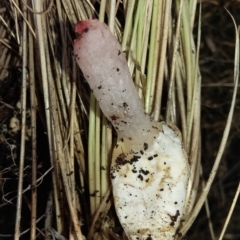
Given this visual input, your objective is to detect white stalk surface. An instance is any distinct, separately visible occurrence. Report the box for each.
[74,20,190,240]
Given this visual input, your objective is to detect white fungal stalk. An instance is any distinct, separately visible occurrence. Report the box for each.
[74,20,190,240]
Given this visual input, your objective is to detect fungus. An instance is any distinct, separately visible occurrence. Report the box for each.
[74,19,190,240]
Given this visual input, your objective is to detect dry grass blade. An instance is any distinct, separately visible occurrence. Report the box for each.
[145,0,162,113]
[34,1,86,237]
[153,1,171,121]
[10,0,36,39]
[28,14,37,240]
[219,182,240,240]
[14,4,28,240]
[180,9,240,237]
[31,0,65,236]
